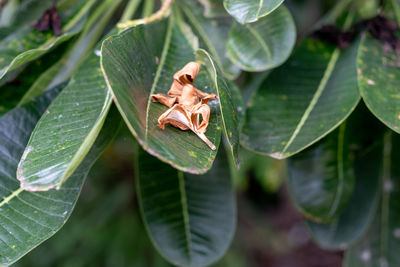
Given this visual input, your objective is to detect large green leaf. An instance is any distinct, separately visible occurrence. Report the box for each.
[0,0,94,81]
[305,106,384,249]
[223,0,284,24]
[344,132,400,267]
[101,17,223,174]
[17,50,113,191]
[287,123,355,222]
[137,148,236,267]
[307,141,381,250]
[0,90,120,265]
[196,49,242,166]
[226,5,296,72]
[242,38,360,159]
[357,32,400,134]
[179,0,240,80]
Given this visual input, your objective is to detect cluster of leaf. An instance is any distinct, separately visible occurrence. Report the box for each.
[1,0,400,266]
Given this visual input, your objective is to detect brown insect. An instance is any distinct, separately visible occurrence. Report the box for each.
[33,5,62,36]
[151,62,218,150]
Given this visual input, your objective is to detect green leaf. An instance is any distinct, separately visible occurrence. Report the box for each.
[0,95,120,266]
[242,38,360,159]
[357,32,400,134]
[196,49,241,166]
[226,5,296,72]
[287,123,355,222]
[101,17,222,174]
[0,42,70,115]
[8,0,54,28]
[198,0,228,18]
[137,148,236,267]
[18,0,123,105]
[179,0,240,80]
[307,143,381,250]
[0,0,95,81]
[344,132,400,267]
[223,0,284,24]
[305,106,384,249]
[17,50,113,191]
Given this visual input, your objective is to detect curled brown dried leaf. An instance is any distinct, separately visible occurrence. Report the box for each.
[151,62,218,150]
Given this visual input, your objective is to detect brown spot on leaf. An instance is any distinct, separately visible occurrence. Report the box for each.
[33,5,62,36]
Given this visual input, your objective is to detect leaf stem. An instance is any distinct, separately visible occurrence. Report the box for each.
[142,0,155,17]
[63,0,97,32]
[391,0,400,26]
[39,0,97,49]
[117,0,174,29]
[120,0,141,23]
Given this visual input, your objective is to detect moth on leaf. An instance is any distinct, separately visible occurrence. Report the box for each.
[152,62,218,150]
[33,5,62,36]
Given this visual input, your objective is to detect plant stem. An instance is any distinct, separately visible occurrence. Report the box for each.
[391,0,400,25]
[117,0,174,29]
[120,0,141,23]
[63,0,97,32]
[142,0,155,17]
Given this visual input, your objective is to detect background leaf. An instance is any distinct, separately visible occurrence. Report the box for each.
[0,0,94,80]
[0,89,119,266]
[287,123,355,222]
[18,0,123,105]
[242,38,360,159]
[357,32,400,134]
[344,132,400,267]
[223,0,285,24]
[137,148,236,267]
[306,105,384,249]
[179,0,240,80]
[226,5,296,72]
[8,0,56,28]
[198,0,228,18]
[17,50,113,191]
[101,18,222,174]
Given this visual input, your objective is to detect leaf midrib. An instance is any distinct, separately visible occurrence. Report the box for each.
[245,23,272,61]
[256,0,264,18]
[145,18,173,143]
[281,48,341,155]
[328,123,346,218]
[178,171,193,263]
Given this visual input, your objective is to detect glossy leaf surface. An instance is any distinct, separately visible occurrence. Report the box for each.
[358,33,400,133]
[17,51,113,191]
[137,149,235,267]
[101,18,223,174]
[196,49,242,166]
[227,5,296,71]
[0,90,119,265]
[242,38,360,159]
[223,0,284,23]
